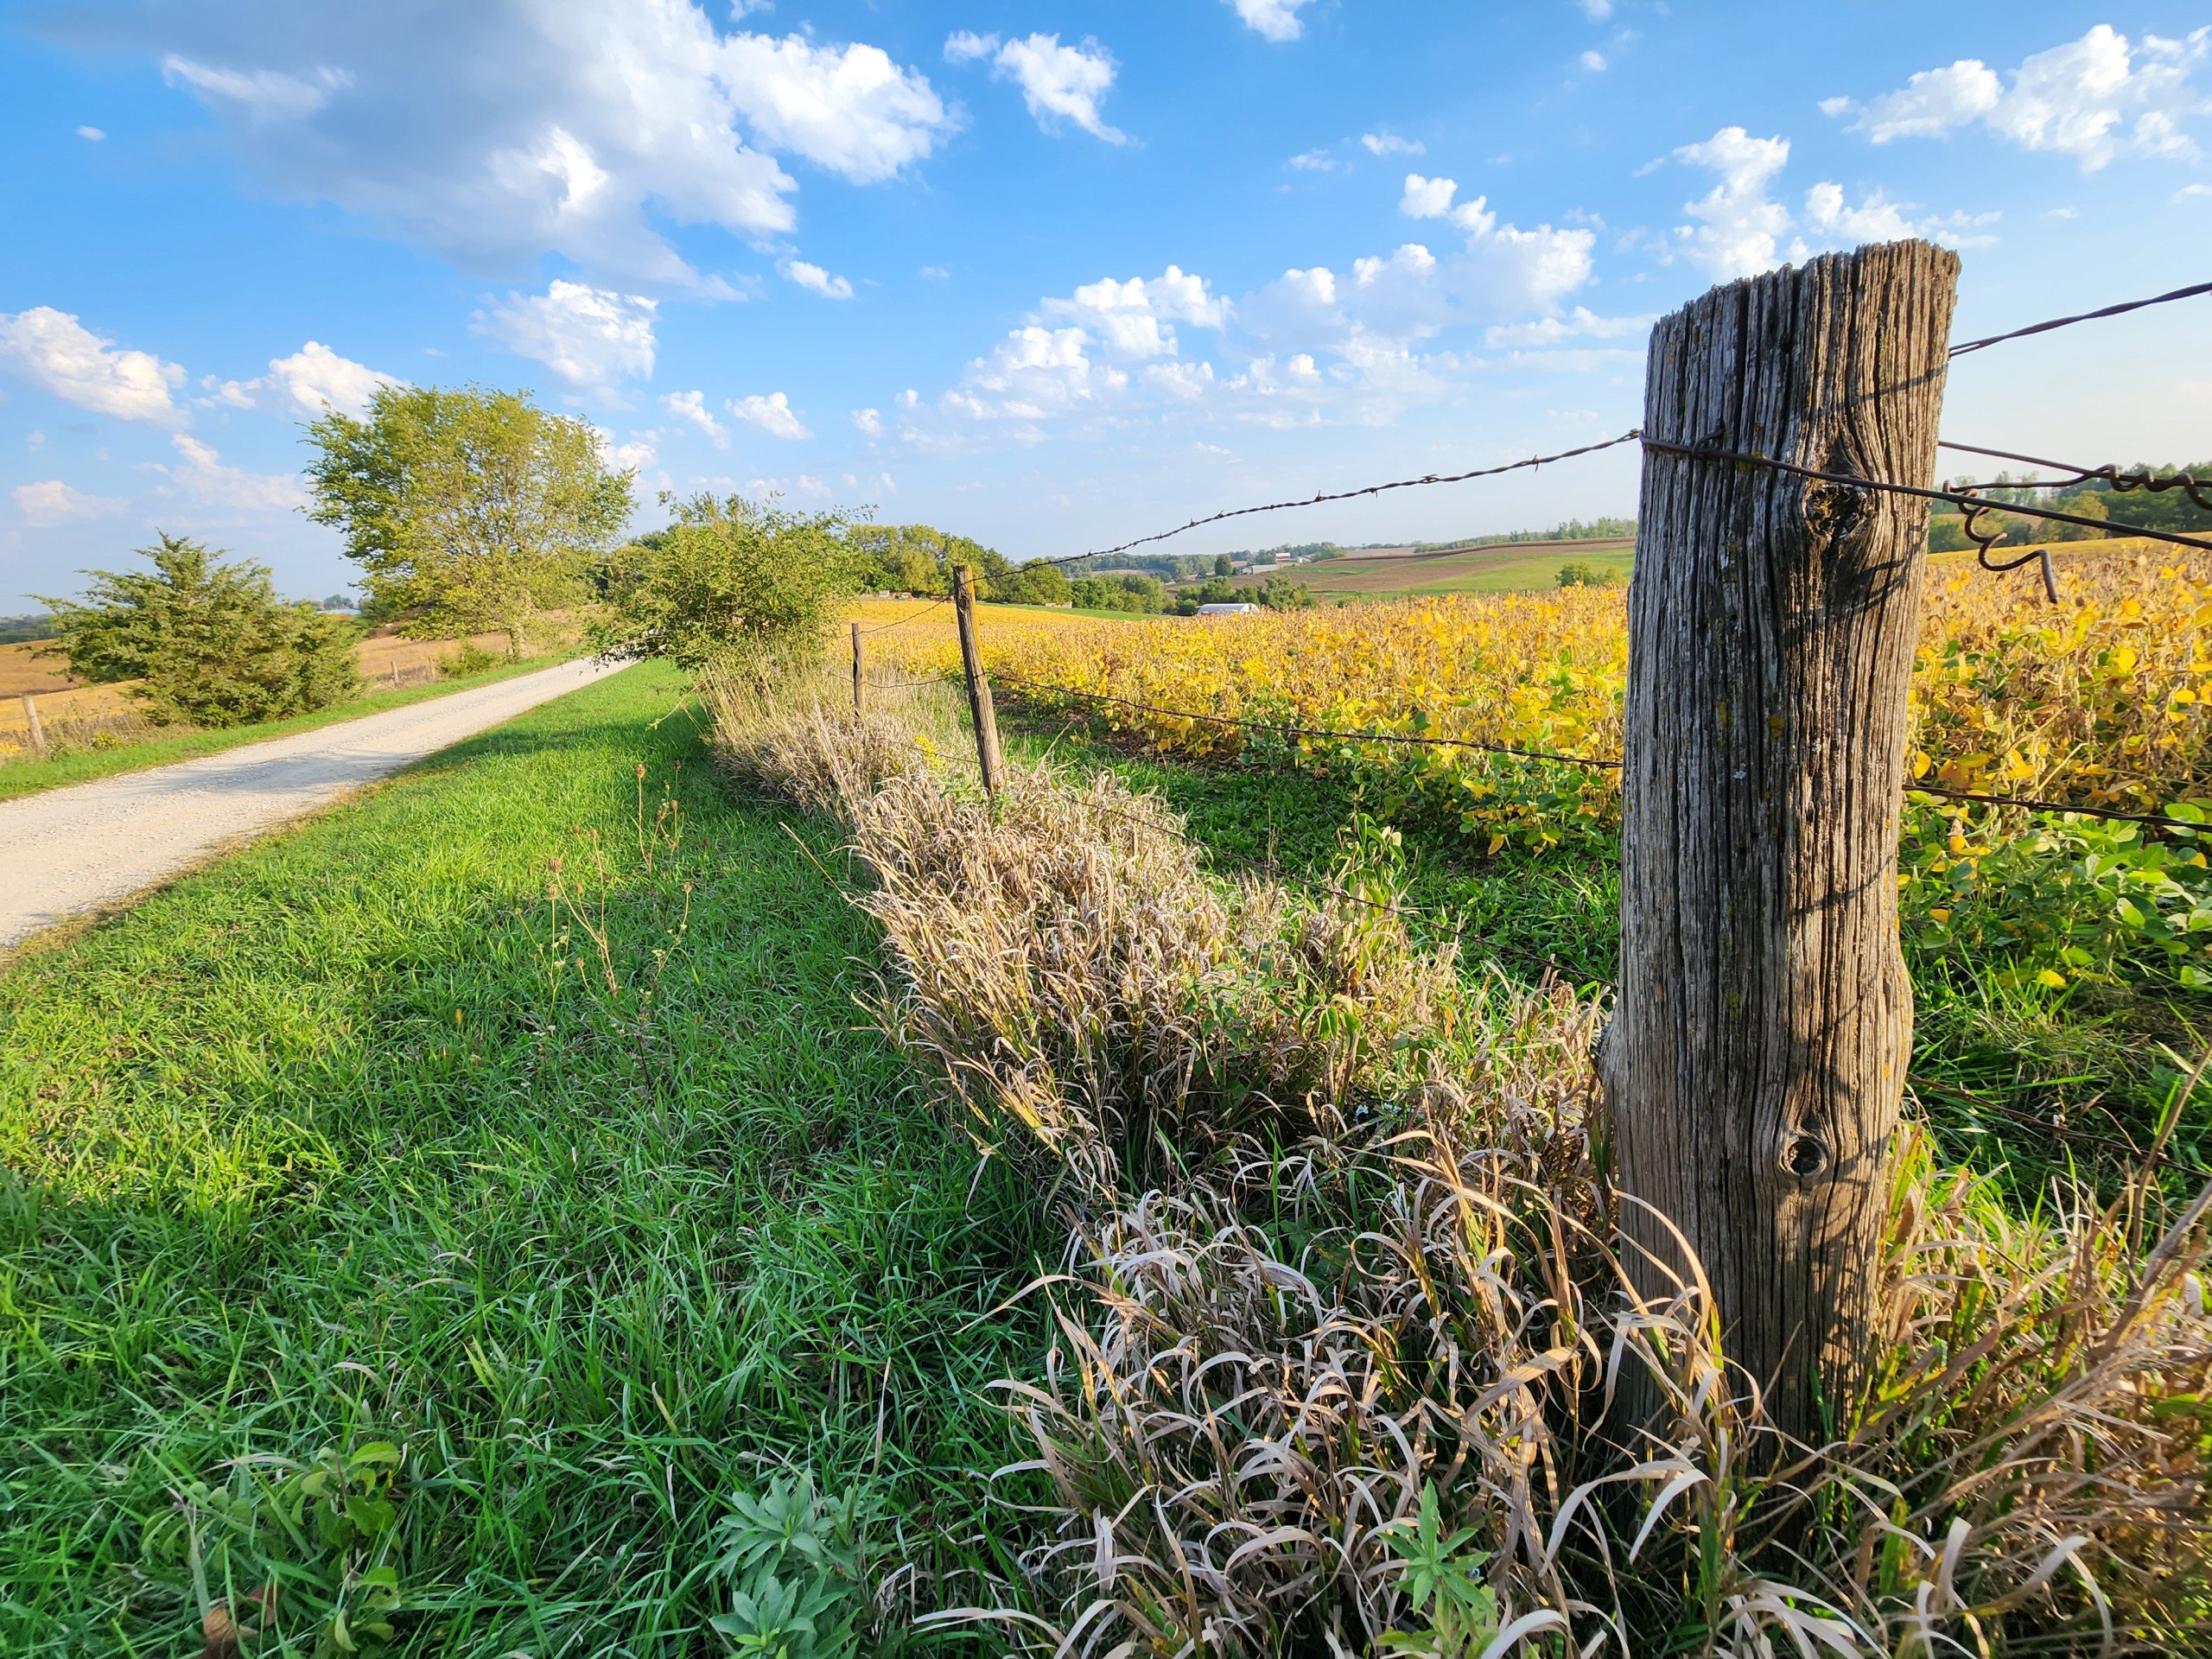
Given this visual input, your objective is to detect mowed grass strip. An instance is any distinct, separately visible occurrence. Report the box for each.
[0,653,586,805]
[0,661,1049,1656]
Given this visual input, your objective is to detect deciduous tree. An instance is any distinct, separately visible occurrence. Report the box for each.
[303,385,632,659]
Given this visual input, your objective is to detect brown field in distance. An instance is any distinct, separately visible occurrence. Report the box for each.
[0,625,562,735]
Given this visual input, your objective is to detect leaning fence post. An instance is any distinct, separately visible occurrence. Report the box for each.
[1605,240,1959,1446]
[21,693,47,759]
[850,621,866,717]
[950,564,1006,796]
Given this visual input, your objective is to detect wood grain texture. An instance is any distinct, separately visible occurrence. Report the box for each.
[951,564,1006,795]
[1606,241,1959,1441]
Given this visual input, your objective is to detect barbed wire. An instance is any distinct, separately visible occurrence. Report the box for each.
[995,671,1623,770]
[1937,440,2212,514]
[1033,431,1644,572]
[1908,784,2207,835]
[988,670,2209,835]
[855,594,955,636]
[1946,277,2212,359]
[1641,435,2212,557]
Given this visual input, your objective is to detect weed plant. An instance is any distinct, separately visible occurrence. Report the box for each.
[725,675,2212,1655]
[0,663,1054,1655]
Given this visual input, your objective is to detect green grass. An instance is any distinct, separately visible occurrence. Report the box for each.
[0,655,586,804]
[0,661,1050,1656]
[1002,714,2211,1194]
[1395,550,1634,596]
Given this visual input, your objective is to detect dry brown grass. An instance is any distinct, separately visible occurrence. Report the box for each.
[715,672,2212,1656]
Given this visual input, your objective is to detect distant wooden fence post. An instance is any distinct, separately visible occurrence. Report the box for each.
[20,694,47,759]
[950,564,1006,796]
[850,621,866,717]
[1607,240,1959,1444]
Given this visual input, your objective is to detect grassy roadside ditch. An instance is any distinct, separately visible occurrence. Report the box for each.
[994,709,2212,1198]
[0,661,1052,1656]
[706,672,2210,1653]
[0,652,595,805]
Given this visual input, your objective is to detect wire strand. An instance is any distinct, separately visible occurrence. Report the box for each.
[1908,784,2207,835]
[996,671,1624,770]
[1947,278,2212,358]
[1039,430,1644,570]
[995,673,2208,834]
[855,593,955,636]
[1643,435,2212,555]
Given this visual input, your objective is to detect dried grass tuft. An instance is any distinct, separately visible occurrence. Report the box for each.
[719,671,2212,1656]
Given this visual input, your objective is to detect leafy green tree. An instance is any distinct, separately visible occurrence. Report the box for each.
[1213,553,1234,576]
[987,561,1071,607]
[1556,561,1618,588]
[303,384,632,659]
[849,522,1067,602]
[1255,574,1313,610]
[38,532,359,728]
[594,493,858,682]
[1069,574,1168,613]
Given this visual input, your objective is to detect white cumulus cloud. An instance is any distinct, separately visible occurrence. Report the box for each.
[1039,266,1230,359]
[662,389,728,447]
[983,33,1125,143]
[13,479,125,526]
[853,407,885,437]
[1225,0,1318,43]
[728,391,811,440]
[475,281,657,391]
[135,3,957,288]
[1395,175,1597,315]
[0,307,186,424]
[160,434,306,512]
[208,340,401,419]
[1362,131,1425,156]
[779,258,855,299]
[1484,306,1654,349]
[1825,24,2209,172]
[1670,126,1793,277]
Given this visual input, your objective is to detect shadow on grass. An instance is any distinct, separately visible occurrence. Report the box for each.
[0,662,1051,1658]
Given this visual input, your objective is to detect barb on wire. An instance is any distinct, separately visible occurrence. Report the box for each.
[997,671,1624,770]
[1938,440,2212,515]
[1641,435,2212,556]
[1043,430,1643,571]
[1947,278,2212,358]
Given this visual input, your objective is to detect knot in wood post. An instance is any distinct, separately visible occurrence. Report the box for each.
[1606,240,1959,1445]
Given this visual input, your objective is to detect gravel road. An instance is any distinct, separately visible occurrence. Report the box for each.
[0,657,627,951]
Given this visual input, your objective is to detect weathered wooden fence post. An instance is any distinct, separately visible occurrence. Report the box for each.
[850,621,866,717]
[21,693,47,760]
[950,564,1006,796]
[1606,241,1958,1444]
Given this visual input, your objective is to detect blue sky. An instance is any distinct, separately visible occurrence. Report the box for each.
[2,1,2207,607]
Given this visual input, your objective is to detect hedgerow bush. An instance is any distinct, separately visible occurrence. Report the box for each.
[39,532,359,728]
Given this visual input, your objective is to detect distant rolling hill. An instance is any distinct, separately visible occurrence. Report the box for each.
[1232,535,1635,598]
